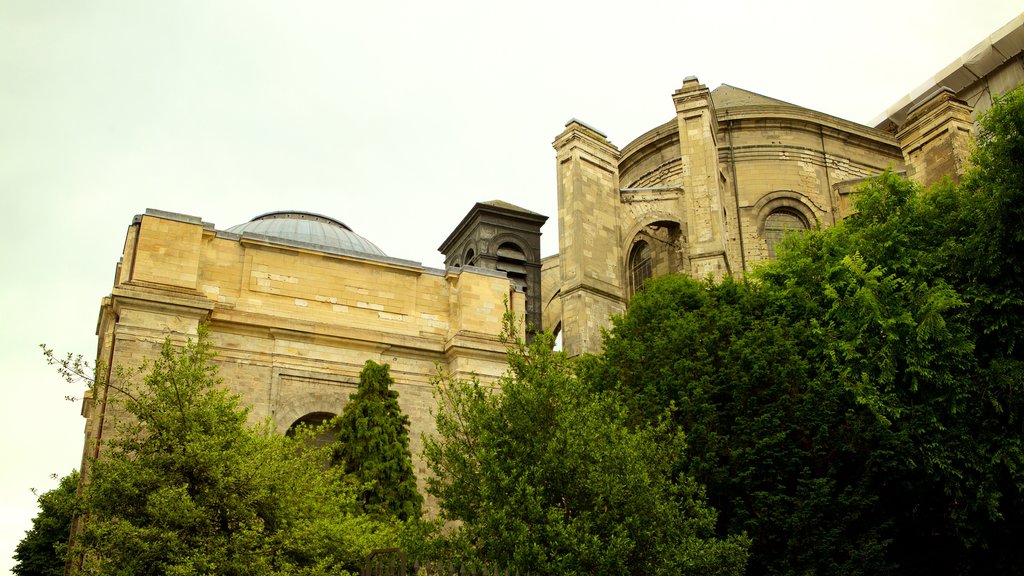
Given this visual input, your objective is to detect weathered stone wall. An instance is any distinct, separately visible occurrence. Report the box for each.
[552,79,907,355]
[539,255,562,334]
[897,89,974,188]
[720,113,902,265]
[674,78,732,278]
[82,210,517,507]
[552,121,626,357]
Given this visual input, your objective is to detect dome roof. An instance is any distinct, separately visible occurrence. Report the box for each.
[225,211,386,257]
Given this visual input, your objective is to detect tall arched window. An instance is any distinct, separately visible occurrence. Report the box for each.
[628,241,652,296]
[764,209,809,258]
[496,242,528,293]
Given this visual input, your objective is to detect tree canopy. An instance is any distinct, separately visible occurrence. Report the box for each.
[72,331,397,576]
[424,315,749,576]
[13,470,79,576]
[332,360,422,521]
[587,87,1024,575]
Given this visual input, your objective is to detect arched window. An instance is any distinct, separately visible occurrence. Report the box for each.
[286,412,339,448]
[628,241,652,296]
[464,248,476,266]
[496,242,528,293]
[764,209,809,258]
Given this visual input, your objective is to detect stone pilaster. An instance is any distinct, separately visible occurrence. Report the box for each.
[553,120,625,356]
[673,77,731,278]
[897,87,974,188]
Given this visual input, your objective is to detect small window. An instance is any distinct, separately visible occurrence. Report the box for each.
[628,241,652,296]
[464,248,476,266]
[764,209,809,258]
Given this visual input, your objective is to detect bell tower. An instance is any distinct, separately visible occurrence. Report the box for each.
[439,201,547,335]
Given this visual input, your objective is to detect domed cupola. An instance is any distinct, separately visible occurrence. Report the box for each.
[226,211,386,257]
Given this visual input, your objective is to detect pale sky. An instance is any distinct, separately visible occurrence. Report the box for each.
[2,1,1021,572]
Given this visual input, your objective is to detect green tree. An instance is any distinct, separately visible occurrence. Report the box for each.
[14,470,80,576]
[957,86,1024,360]
[589,274,905,575]
[332,360,422,521]
[424,314,749,576]
[590,87,1024,575]
[73,331,396,576]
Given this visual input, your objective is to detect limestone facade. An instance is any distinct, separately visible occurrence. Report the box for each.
[81,209,528,498]
[895,88,975,188]
[547,12,1024,356]
[548,78,906,356]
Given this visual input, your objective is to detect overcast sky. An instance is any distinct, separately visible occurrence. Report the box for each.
[2,1,1022,571]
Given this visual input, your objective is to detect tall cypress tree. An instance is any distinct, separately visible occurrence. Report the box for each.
[334,360,423,521]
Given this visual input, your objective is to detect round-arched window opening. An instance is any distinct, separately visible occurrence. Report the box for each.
[496,242,526,260]
[286,411,339,448]
[764,209,809,258]
[628,241,652,297]
[496,242,528,293]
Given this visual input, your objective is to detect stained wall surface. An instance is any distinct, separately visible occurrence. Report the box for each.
[82,210,522,504]
[550,79,906,356]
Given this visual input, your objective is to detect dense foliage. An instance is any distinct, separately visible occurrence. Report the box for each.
[13,470,79,576]
[74,332,397,576]
[587,88,1024,575]
[332,360,422,521]
[424,315,749,576]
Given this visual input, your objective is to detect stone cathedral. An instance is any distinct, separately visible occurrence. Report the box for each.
[79,14,1024,490]
[541,12,1024,356]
